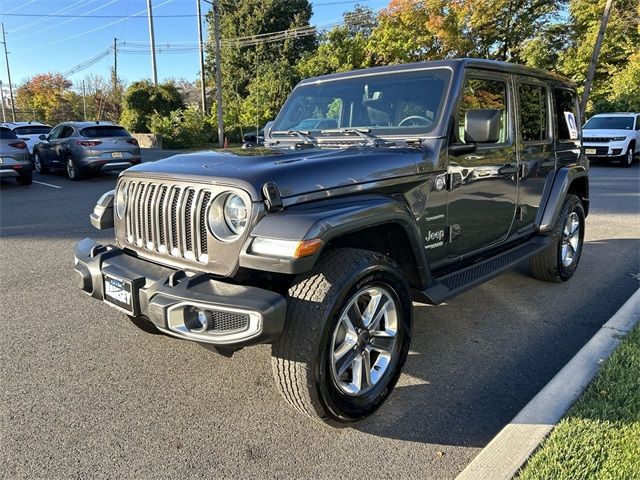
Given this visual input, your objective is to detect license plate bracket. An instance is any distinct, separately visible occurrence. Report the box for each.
[104,274,136,314]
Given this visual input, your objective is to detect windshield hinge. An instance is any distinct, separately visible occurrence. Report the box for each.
[262,182,283,213]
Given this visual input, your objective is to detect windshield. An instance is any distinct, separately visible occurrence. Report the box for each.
[272,68,452,137]
[80,126,131,138]
[584,116,634,130]
[14,126,51,135]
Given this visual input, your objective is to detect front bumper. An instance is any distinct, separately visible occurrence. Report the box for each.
[583,142,626,159]
[74,238,287,347]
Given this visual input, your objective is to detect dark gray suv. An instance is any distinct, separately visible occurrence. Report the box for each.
[75,59,588,425]
[33,122,141,180]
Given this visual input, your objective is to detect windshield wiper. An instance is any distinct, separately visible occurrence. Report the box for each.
[319,128,395,147]
[270,129,316,145]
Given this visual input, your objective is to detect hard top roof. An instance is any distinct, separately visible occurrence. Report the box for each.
[299,58,574,86]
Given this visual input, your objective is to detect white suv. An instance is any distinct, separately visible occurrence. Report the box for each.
[1,121,52,158]
[582,112,640,168]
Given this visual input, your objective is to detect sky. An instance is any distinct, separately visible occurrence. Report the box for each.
[0,0,390,88]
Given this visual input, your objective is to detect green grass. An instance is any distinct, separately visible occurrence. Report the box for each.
[518,324,640,480]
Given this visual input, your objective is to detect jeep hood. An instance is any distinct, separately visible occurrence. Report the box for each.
[123,146,430,201]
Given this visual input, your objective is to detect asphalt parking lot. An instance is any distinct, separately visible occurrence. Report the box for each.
[1,151,639,479]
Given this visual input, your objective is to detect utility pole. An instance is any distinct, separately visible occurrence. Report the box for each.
[0,79,6,123]
[196,0,207,113]
[146,0,158,86]
[113,37,118,91]
[213,0,224,147]
[580,0,614,116]
[82,79,87,121]
[1,23,16,121]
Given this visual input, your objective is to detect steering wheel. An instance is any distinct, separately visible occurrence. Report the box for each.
[398,115,433,127]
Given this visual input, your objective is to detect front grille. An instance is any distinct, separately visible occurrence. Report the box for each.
[584,137,612,143]
[209,310,250,332]
[122,180,213,264]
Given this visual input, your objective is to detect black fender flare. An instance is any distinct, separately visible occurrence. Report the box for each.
[239,194,431,286]
[538,165,589,232]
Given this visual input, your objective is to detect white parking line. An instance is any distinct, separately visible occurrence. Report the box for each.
[33,180,62,189]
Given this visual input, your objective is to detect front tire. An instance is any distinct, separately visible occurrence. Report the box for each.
[530,194,585,282]
[271,248,412,425]
[621,144,634,168]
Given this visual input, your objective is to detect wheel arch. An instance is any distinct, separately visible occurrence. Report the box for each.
[239,194,431,288]
[538,165,589,232]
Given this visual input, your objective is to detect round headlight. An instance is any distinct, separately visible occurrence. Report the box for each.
[224,193,248,235]
[115,183,128,219]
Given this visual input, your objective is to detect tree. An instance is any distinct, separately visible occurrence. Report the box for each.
[120,80,183,133]
[15,73,78,124]
[297,7,376,79]
[204,0,315,139]
[558,0,640,114]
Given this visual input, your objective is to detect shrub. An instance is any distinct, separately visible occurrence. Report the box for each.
[120,80,183,133]
[149,106,215,149]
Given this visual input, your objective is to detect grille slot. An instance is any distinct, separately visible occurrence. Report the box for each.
[121,181,215,264]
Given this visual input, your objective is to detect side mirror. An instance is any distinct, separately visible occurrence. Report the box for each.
[464,109,501,143]
[38,134,48,141]
[264,120,274,137]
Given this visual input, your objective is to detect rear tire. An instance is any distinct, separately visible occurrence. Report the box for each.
[66,155,84,181]
[33,151,48,174]
[530,194,585,283]
[271,248,412,425]
[16,174,32,186]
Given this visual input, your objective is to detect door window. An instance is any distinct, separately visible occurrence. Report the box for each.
[518,83,548,142]
[58,126,74,139]
[554,88,579,141]
[48,126,63,140]
[457,78,508,144]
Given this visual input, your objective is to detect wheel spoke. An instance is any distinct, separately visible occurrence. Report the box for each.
[370,334,395,354]
[347,302,365,330]
[361,290,382,328]
[361,350,372,389]
[336,348,360,377]
[333,338,355,362]
[350,355,363,391]
[368,296,389,332]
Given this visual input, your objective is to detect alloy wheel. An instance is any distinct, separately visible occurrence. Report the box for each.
[330,286,399,396]
[66,158,75,179]
[561,211,580,267]
[34,153,42,173]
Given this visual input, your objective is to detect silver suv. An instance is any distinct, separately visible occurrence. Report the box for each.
[33,122,141,180]
[0,126,32,185]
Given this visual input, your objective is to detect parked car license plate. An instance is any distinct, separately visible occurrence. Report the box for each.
[112,151,124,158]
[585,148,597,155]
[104,274,133,313]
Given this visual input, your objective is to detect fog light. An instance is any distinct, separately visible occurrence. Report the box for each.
[185,308,211,333]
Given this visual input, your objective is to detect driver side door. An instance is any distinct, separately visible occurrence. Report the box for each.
[39,125,62,165]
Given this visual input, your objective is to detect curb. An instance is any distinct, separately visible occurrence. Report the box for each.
[456,287,640,480]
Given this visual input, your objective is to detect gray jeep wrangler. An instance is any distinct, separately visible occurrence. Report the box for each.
[75,59,588,425]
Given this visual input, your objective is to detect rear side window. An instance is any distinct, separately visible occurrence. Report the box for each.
[0,127,18,139]
[554,88,579,141]
[518,83,548,142]
[81,126,131,138]
[14,126,51,135]
[457,77,508,144]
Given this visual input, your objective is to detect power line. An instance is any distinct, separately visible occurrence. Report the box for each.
[11,0,176,53]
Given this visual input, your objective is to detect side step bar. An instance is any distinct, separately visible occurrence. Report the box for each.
[414,235,552,305]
